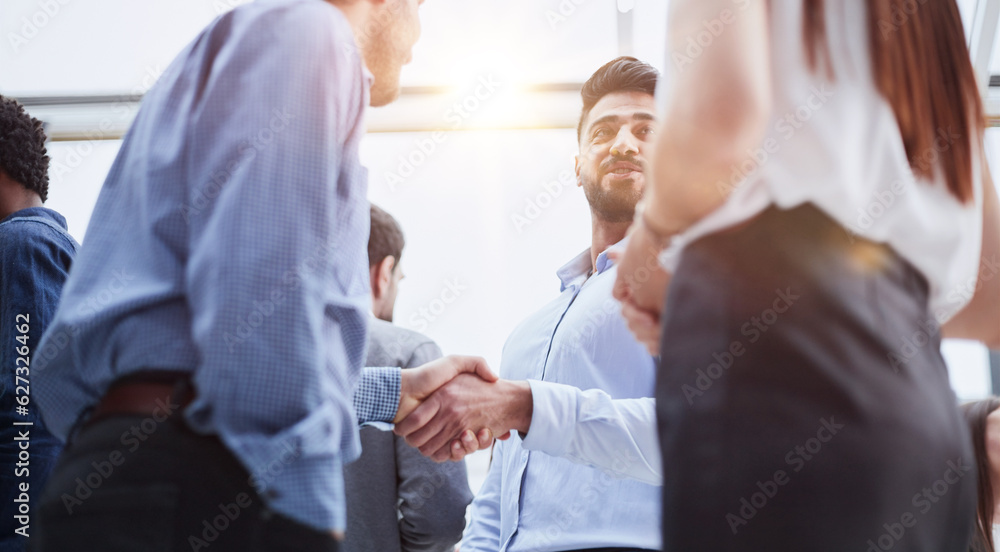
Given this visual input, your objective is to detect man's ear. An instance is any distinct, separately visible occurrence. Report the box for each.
[574,155,582,188]
[373,256,396,298]
[369,264,382,298]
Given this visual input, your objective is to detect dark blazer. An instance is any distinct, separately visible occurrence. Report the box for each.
[343,317,472,552]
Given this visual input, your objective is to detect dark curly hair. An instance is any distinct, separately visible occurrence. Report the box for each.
[0,95,49,202]
[577,56,659,143]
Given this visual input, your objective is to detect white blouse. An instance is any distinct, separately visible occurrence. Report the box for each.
[659,0,984,322]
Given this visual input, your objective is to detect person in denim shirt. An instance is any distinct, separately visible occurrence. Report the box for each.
[0,95,78,552]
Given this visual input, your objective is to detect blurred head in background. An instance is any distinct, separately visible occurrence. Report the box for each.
[368,203,406,322]
[0,95,48,219]
[962,397,1000,552]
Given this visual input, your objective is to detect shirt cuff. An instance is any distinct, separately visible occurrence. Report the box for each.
[519,379,578,457]
[354,366,401,424]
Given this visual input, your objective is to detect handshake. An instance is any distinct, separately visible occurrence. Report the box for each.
[393,356,532,462]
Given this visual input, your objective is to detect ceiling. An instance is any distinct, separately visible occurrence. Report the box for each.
[1,0,997,139]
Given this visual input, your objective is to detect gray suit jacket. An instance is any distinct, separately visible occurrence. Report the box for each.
[344,318,472,552]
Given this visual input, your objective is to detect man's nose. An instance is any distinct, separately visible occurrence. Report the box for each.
[610,127,638,157]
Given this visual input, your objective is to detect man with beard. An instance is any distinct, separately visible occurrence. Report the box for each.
[456,57,662,552]
[31,1,496,551]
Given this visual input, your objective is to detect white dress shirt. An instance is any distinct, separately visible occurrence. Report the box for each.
[659,0,984,323]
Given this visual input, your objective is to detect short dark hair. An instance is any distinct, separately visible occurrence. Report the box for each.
[577,56,659,143]
[0,95,49,202]
[368,204,405,269]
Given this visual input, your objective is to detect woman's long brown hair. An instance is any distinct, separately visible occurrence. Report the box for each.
[802,0,984,203]
[962,398,1000,552]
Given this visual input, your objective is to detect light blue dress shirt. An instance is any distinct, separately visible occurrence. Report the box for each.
[33,0,400,532]
[520,381,661,486]
[462,244,662,552]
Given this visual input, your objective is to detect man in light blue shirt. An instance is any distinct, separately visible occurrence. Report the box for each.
[30,1,494,551]
[458,57,662,552]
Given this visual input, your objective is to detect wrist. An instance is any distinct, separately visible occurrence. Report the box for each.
[634,198,675,247]
[499,380,533,435]
[395,368,414,423]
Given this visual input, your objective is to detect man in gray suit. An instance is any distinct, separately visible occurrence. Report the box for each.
[343,204,472,552]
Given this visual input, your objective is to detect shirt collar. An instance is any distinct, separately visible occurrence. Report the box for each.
[1,207,68,229]
[361,64,374,87]
[556,236,629,292]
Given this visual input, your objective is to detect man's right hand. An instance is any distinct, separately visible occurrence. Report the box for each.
[395,355,497,423]
[394,374,533,462]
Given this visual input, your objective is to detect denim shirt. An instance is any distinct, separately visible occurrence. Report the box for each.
[0,207,78,399]
[0,206,78,551]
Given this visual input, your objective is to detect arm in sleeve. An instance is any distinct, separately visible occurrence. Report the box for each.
[182,5,375,531]
[355,367,402,425]
[0,222,75,426]
[395,339,473,552]
[519,380,662,486]
[460,441,504,552]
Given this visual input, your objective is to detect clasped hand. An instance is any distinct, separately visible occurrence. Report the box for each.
[394,355,532,462]
[394,227,669,463]
[610,221,672,356]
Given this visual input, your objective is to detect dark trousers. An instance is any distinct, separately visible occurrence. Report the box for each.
[656,204,975,551]
[30,414,339,552]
